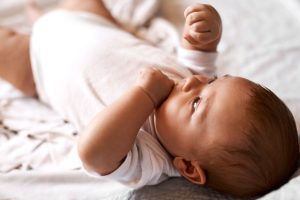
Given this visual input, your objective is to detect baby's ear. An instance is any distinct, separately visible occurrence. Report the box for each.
[173,157,206,185]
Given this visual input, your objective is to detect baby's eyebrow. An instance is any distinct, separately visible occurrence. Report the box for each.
[212,74,231,83]
[208,75,218,84]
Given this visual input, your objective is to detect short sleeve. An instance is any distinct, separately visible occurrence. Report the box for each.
[82,129,180,188]
[177,47,218,77]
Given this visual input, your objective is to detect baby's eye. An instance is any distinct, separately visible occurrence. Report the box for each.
[192,96,201,112]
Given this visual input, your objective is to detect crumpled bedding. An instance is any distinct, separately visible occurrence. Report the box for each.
[0,82,81,172]
[0,0,300,199]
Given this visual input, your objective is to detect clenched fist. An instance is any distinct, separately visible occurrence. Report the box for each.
[136,68,174,108]
[182,4,222,52]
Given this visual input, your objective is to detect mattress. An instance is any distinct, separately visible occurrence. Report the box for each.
[0,0,300,199]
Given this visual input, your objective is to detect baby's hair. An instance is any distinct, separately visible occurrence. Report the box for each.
[202,83,299,197]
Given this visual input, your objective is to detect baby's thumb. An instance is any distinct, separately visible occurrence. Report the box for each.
[184,32,198,45]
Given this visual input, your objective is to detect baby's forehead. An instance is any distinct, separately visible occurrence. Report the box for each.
[208,76,253,131]
[215,76,254,98]
[221,76,253,87]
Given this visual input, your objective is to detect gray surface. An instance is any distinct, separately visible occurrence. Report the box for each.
[131,178,248,200]
[0,170,249,200]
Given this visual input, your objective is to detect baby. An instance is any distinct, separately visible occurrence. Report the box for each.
[0,0,299,198]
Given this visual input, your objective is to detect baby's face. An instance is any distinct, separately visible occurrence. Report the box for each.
[155,75,252,159]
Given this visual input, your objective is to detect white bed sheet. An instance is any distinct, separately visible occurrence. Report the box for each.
[0,0,300,199]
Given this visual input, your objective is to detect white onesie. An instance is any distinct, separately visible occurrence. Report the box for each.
[30,10,217,188]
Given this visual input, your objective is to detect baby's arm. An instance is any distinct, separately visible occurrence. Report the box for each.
[181,4,222,52]
[78,68,174,175]
[177,4,222,76]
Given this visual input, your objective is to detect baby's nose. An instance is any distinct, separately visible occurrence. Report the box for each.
[182,76,208,92]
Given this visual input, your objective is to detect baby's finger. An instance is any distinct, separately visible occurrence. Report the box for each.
[186,11,210,25]
[189,31,213,44]
[194,74,211,83]
[190,21,210,33]
[149,66,160,72]
[205,5,221,22]
[184,4,211,18]
[184,33,199,45]
[166,78,175,88]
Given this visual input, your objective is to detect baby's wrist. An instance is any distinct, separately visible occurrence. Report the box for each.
[181,37,218,52]
[135,86,157,109]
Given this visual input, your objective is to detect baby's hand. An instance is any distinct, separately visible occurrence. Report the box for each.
[182,4,222,52]
[136,68,174,108]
